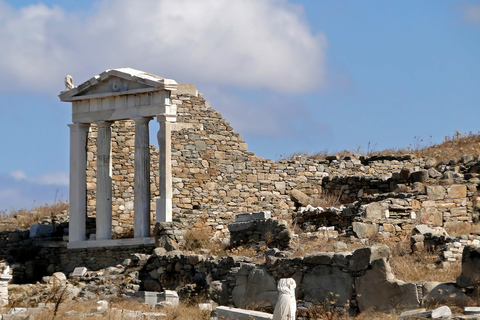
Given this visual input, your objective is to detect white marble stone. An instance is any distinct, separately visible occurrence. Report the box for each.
[71,267,88,277]
[159,290,179,307]
[216,306,273,320]
[0,274,12,306]
[134,117,152,238]
[60,68,177,247]
[96,121,113,240]
[273,278,296,320]
[68,123,90,242]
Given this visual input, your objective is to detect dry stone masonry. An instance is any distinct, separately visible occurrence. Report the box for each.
[80,77,480,244]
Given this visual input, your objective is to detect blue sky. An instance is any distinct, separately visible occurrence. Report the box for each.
[0,0,479,211]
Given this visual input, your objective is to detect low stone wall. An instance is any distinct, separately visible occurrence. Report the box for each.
[228,213,292,249]
[0,238,154,283]
[141,244,477,314]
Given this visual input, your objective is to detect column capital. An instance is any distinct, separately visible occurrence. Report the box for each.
[157,114,176,123]
[96,121,114,127]
[133,117,153,124]
[68,123,90,131]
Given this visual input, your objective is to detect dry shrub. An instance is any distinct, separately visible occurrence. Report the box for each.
[291,237,336,257]
[303,303,398,320]
[163,302,210,320]
[385,238,461,283]
[0,201,69,232]
[311,192,343,208]
[183,229,211,251]
[3,297,210,320]
[226,245,266,263]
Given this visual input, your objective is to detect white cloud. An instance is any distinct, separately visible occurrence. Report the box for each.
[10,170,27,181]
[0,175,68,211]
[10,170,68,186]
[461,4,480,24]
[0,0,327,94]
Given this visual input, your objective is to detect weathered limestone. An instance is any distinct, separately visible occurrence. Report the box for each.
[302,265,353,306]
[157,114,176,223]
[457,245,480,288]
[422,282,470,306]
[355,258,420,312]
[232,264,278,309]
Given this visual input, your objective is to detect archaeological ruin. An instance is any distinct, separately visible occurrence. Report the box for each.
[2,68,480,318]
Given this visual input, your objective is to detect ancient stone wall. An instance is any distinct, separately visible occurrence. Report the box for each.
[84,84,480,237]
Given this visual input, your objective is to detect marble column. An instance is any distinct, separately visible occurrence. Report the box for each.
[96,121,113,240]
[133,117,152,238]
[156,114,175,223]
[68,123,90,242]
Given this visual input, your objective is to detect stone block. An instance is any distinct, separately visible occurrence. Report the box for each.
[422,282,470,306]
[352,222,377,239]
[216,306,273,320]
[71,267,88,277]
[304,252,334,265]
[252,211,271,220]
[29,225,55,238]
[426,186,446,200]
[420,207,443,227]
[457,245,480,287]
[159,290,179,307]
[228,221,255,232]
[302,265,354,306]
[448,185,467,198]
[365,202,384,219]
[355,259,419,312]
[465,307,480,315]
[450,207,468,217]
[349,245,390,273]
[232,265,277,309]
[431,306,451,319]
[411,170,429,183]
[235,213,254,222]
[290,189,310,206]
[140,291,160,308]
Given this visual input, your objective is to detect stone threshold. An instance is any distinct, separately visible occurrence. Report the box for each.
[67,237,155,249]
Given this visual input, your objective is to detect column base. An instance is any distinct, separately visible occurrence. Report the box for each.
[156,198,172,222]
[67,237,155,249]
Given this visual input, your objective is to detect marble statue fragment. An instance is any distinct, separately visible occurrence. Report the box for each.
[273,278,296,320]
[65,75,74,90]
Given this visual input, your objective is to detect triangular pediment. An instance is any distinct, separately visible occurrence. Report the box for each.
[59,68,177,102]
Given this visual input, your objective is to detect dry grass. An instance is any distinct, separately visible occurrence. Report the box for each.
[383,238,461,283]
[183,229,211,251]
[292,236,461,283]
[0,201,69,232]
[310,192,344,208]
[302,131,480,163]
[444,221,480,237]
[302,303,399,320]
[0,297,210,320]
